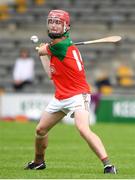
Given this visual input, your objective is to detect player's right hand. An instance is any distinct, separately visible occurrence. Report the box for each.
[37,43,49,56]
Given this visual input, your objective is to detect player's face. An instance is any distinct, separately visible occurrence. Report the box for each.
[48,18,64,34]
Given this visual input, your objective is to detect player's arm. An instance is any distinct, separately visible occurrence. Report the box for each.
[37,43,52,78]
[37,43,51,56]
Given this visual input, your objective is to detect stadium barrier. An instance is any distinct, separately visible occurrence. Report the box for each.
[0,93,96,124]
[0,93,52,120]
[96,96,135,123]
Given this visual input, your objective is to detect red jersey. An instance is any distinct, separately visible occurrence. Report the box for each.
[47,38,90,99]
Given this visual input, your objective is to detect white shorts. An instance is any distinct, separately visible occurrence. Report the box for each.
[45,93,91,115]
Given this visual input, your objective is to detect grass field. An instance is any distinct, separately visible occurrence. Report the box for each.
[0,121,135,179]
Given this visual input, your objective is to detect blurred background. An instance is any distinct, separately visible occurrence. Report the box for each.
[0,0,135,123]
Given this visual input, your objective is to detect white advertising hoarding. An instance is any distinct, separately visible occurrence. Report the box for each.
[0,93,53,119]
[0,93,96,124]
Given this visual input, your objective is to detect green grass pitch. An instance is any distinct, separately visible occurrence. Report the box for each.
[0,121,135,179]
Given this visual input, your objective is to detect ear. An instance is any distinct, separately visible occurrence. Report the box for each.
[64,22,70,32]
[67,24,70,31]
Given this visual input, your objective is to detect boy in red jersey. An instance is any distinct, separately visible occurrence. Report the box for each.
[25,10,117,174]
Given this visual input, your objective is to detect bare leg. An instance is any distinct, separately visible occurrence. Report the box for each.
[34,134,48,163]
[74,109,108,160]
[34,111,65,164]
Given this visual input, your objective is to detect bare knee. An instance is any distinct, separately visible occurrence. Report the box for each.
[36,125,48,136]
[36,126,48,149]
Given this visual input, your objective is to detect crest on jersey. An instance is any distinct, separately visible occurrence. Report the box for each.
[50,65,56,74]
